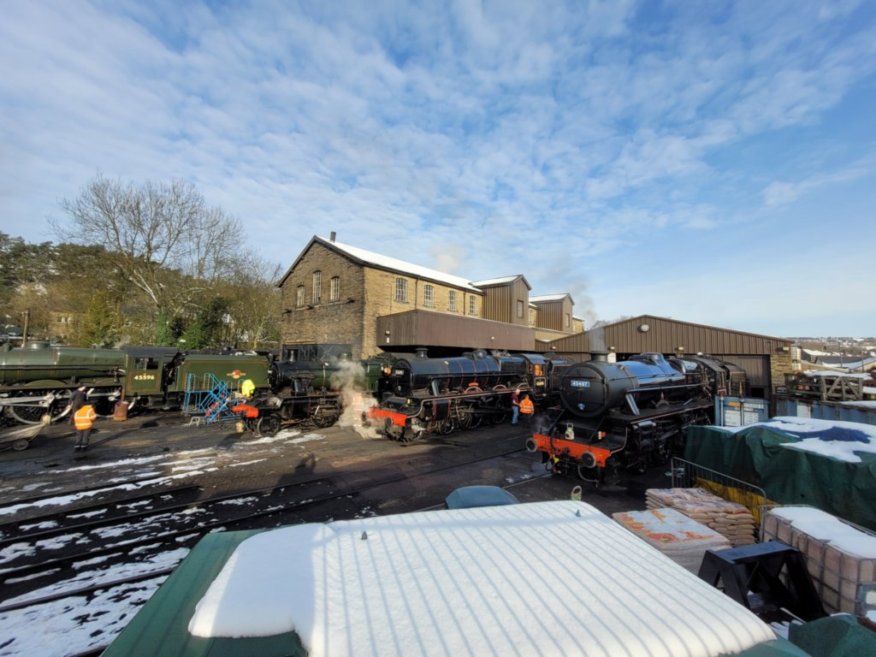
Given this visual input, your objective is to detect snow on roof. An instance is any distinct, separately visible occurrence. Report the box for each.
[802,370,871,379]
[529,294,569,303]
[729,416,876,463]
[188,500,774,657]
[323,237,481,292]
[471,275,523,287]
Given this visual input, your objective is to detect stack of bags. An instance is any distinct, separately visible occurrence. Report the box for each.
[612,507,731,573]
[646,487,757,547]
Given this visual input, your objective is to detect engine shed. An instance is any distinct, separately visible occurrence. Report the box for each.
[541,314,794,400]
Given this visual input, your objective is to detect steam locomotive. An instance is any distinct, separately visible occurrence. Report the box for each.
[367,349,557,441]
[527,352,717,484]
[0,342,271,425]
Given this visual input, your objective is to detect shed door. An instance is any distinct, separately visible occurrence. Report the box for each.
[721,355,770,398]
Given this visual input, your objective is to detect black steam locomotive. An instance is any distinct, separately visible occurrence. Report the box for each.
[368,349,554,441]
[367,350,565,442]
[527,352,715,484]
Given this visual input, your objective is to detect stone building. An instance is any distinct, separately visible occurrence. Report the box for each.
[277,235,579,360]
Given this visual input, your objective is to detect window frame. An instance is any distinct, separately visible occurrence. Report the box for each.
[312,271,322,304]
[448,290,457,312]
[395,277,408,303]
[468,296,476,316]
[296,285,305,307]
[330,276,340,302]
[516,299,524,318]
[424,284,434,308]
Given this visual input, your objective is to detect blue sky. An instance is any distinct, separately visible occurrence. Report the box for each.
[2,0,874,338]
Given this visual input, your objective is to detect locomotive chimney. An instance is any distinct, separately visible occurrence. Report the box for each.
[330,231,336,242]
[415,347,428,358]
[591,350,608,362]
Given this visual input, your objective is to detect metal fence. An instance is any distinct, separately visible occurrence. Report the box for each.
[670,456,771,526]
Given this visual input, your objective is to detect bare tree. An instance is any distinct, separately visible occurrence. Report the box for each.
[55,175,243,334]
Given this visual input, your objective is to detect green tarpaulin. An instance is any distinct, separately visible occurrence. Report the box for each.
[684,425,876,531]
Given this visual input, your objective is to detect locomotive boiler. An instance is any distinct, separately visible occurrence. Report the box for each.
[369,349,542,441]
[527,352,713,484]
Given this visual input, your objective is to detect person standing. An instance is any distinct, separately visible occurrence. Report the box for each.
[74,402,97,451]
[511,387,521,425]
[68,385,87,423]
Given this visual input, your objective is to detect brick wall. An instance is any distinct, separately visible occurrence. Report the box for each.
[770,350,795,392]
[362,269,481,358]
[280,242,484,359]
[279,243,366,357]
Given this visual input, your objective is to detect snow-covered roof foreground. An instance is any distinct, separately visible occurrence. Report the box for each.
[188,500,775,657]
[730,416,876,463]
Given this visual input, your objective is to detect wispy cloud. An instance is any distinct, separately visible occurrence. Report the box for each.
[1,0,875,335]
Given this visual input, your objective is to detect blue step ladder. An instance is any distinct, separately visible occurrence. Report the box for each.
[182,373,236,424]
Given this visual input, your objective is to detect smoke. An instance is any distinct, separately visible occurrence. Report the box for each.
[329,360,381,439]
[588,325,605,353]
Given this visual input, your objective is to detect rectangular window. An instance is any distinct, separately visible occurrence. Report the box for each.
[296,286,304,307]
[468,296,476,316]
[565,313,571,328]
[517,300,524,318]
[395,278,408,302]
[312,271,322,303]
[448,290,457,311]
[424,284,434,307]
[330,276,340,302]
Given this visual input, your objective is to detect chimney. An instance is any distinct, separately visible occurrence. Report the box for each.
[330,231,336,242]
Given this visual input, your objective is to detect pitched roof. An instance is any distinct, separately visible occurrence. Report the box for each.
[278,236,481,292]
[471,274,531,290]
[530,293,574,304]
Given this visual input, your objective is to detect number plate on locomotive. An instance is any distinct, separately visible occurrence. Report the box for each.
[569,379,590,388]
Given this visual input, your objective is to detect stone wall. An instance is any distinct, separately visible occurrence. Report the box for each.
[279,243,365,357]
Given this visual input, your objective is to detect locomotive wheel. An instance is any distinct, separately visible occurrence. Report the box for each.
[576,461,601,483]
[9,402,60,426]
[12,438,30,451]
[312,411,338,428]
[437,419,454,435]
[256,414,281,437]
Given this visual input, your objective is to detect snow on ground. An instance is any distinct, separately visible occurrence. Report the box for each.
[0,426,325,518]
[729,416,876,463]
[189,501,776,657]
[0,423,333,654]
[0,577,166,657]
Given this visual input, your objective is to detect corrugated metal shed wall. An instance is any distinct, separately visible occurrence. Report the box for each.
[481,286,511,323]
[377,310,536,351]
[511,279,530,326]
[535,300,563,331]
[547,315,791,356]
[480,279,530,326]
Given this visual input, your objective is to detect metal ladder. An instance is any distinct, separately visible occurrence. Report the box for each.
[182,373,234,424]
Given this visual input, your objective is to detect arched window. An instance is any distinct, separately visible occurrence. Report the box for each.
[296,285,305,307]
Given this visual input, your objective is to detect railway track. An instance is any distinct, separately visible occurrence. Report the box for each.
[0,431,532,657]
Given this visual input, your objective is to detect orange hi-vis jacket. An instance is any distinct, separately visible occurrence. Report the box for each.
[74,405,97,430]
[520,396,535,415]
